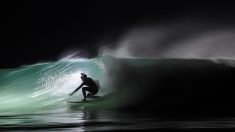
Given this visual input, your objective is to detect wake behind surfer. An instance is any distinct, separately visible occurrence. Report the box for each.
[69,73,99,101]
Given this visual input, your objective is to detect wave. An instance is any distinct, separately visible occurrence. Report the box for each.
[0,56,235,115]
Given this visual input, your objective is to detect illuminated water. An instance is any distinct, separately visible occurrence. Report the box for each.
[0,56,235,131]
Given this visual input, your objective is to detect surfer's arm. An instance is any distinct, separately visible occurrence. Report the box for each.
[69,83,84,96]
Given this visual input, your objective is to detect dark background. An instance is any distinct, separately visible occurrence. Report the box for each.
[4,0,235,68]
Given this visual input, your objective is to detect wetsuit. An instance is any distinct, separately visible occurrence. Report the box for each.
[81,77,98,95]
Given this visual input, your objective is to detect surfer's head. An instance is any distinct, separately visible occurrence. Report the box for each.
[81,73,87,81]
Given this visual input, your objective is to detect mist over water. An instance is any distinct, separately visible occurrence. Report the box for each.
[100,22,235,60]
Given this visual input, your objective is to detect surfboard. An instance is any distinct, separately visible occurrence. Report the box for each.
[67,100,90,103]
[67,95,101,103]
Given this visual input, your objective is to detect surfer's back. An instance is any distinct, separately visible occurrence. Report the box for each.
[83,77,97,88]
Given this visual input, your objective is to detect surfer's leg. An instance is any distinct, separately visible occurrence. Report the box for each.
[86,87,98,96]
[87,92,92,97]
[92,87,98,95]
[82,87,87,101]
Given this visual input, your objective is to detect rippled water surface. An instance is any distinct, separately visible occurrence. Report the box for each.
[1,110,235,131]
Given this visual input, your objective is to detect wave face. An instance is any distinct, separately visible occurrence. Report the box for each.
[0,57,107,114]
[0,57,235,115]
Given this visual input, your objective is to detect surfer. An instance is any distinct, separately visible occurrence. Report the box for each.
[69,73,99,101]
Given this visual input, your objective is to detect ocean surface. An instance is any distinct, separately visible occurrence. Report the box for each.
[0,56,235,131]
[1,110,235,131]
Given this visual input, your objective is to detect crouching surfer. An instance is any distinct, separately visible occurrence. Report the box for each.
[69,73,99,101]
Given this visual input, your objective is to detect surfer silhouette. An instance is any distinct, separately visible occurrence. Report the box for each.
[69,73,99,101]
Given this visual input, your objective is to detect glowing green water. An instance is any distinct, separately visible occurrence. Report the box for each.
[0,57,113,114]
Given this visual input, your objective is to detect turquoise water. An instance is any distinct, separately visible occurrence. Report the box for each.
[0,57,112,114]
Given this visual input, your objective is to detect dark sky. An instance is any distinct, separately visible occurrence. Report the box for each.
[4,0,235,68]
